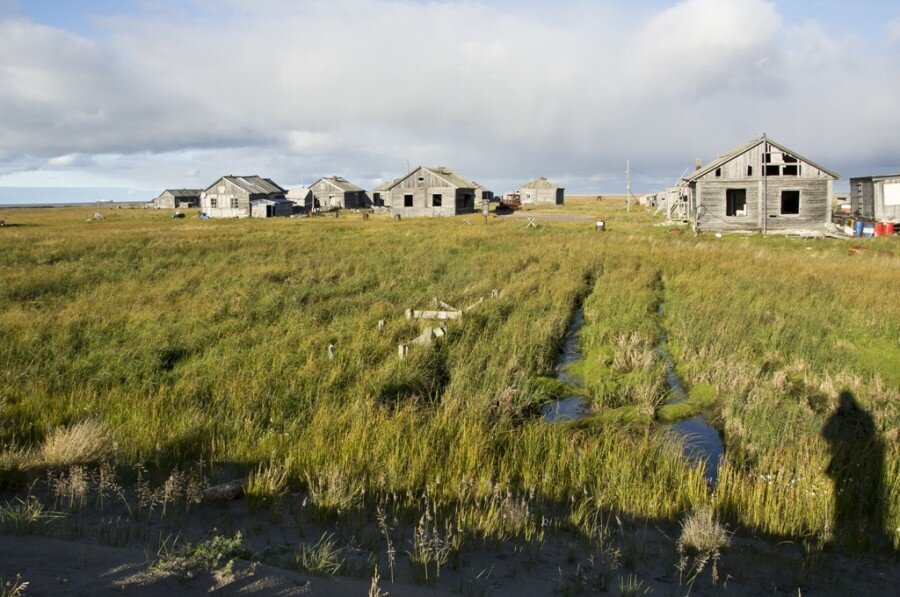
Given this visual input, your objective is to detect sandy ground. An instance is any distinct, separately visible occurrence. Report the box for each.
[0,535,446,596]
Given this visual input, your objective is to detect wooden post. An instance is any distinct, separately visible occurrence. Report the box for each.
[327,344,335,360]
[377,319,386,331]
[393,213,402,221]
[398,344,409,359]
[595,220,606,232]
[363,212,370,220]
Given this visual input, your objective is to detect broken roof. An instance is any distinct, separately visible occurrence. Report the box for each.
[683,136,839,182]
[372,177,402,192]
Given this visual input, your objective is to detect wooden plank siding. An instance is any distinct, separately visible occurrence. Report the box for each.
[688,138,837,232]
[390,167,477,217]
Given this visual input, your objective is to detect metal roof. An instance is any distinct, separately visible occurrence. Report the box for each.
[518,177,563,190]
[312,176,364,193]
[160,189,202,198]
[203,175,285,195]
[683,136,839,182]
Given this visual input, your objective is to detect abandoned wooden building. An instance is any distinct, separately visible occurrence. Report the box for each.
[153,189,202,209]
[200,175,290,218]
[681,136,839,232]
[286,186,313,211]
[386,166,481,217]
[516,177,565,205]
[849,174,900,223]
[371,177,402,208]
[308,176,367,209]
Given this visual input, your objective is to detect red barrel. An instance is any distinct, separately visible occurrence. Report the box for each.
[885,222,896,236]
[874,222,885,237]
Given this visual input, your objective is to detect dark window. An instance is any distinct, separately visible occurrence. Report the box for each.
[726,189,747,216]
[463,194,473,208]
[765,165,780,176]
[715,168,722,177]
[763,153,772,164]
[432,193,442,207]
[210,197,218,209]
[747,165,753,176]
[781,190,800,214]
[404,194,413,207]
[783,164,799,176]
[373,192,382,206]
[783,153,798,163]
[230,197,239,209]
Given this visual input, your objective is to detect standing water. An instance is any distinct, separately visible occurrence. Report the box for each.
[657,304,724,485]
[542,304,725,486]
[541,309,590,422]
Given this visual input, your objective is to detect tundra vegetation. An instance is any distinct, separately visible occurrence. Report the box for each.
[0,199,897,592]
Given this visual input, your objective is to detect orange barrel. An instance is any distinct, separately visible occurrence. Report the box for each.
[885,222,895,235]
[874,222,885,237]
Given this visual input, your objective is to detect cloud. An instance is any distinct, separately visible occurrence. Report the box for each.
[0,0,898,194]
[887,17,900,44]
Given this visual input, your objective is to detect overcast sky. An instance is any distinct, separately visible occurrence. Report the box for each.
[1,0,899,203]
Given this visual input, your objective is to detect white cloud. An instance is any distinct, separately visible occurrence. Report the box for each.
[887,17,900,43]
[0,0,898,194]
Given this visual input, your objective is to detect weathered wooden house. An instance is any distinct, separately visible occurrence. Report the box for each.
[286,186,313,211]
[849,174,900,223]
[200,175,288,218]
[387,166,479,217]
[154,189,202,209]
[516,177,564,205]
[308,176,367,209]
[681,136,839,232]
[371,178,402,208]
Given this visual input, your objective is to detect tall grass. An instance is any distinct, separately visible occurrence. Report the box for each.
[1,202,897,551]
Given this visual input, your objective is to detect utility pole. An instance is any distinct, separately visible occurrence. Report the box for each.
[626,160,632,212]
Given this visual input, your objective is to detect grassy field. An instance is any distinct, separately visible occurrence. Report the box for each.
[1,198,898,562]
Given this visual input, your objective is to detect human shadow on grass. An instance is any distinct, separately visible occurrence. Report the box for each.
[822,390,889,552]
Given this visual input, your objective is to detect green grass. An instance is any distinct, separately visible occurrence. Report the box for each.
[1,200,897,553]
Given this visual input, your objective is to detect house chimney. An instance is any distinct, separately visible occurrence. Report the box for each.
[695,157,703,171]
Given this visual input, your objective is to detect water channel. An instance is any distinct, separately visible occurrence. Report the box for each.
[541,306,725,486]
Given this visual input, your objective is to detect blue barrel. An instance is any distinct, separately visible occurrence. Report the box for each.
[854,221,865,237]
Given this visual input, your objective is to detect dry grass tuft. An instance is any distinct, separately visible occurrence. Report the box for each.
[677,506,730,586]
[40,419,111,467]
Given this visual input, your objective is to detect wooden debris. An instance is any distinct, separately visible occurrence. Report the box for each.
[202,478,247,502]
[327,344,335,360]
[398,324,447,359]
[525,218,537,229]
[377,319,386,331]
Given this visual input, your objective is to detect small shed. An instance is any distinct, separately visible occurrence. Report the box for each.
[516,177,564,205]
[850,175,900,223]
[154,189,202,209]
[681,135,839,232]
[387,166,479,217]
[200,175,287,218]
[250,198,294,218]
[309,176,368,209]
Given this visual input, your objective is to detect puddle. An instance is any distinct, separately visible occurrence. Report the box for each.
[541,309,589,422]
[657,304,724,486]
[542,303,724,486]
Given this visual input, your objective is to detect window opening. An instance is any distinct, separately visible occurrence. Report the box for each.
[404,194,413,207]
[726,189,747,216]
[781,190,800,214]
[432,193,442,207]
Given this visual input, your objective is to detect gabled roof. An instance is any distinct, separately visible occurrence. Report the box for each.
[373,177,402,192]
[206,175,286,195]
[388,166,478,190]
[518,177,563,190]
[161,188,202,198]
[683,136,839,182]
[312,176,364,193]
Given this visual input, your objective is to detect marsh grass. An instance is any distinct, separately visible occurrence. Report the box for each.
[289,532,346,576]
[0,496,65,535]
[0,202,897,552]
[245,461,290,509]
